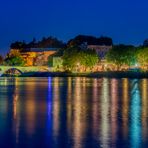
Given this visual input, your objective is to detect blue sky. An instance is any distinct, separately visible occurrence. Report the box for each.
[0,0,148,54]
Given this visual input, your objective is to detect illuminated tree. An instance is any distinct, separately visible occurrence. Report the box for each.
[106,45,136,70]
[79,49,99,71]
[63,47,80,71]
[62,46,99,72]
[137,47,148,69]
[7,49,21,58]
[4,48,25,66]
[4,56,25,66]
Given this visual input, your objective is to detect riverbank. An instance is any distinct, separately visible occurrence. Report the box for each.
[6,71,148,78]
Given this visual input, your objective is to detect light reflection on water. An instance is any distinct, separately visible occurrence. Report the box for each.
[100,78,110,148]
[130,79,142,148]
[0,77,148,147]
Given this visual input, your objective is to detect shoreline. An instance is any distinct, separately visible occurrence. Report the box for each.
[2,71,148,79]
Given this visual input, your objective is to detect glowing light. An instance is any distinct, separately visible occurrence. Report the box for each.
[135,63,138,67]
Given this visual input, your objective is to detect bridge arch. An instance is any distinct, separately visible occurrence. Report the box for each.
[2,68,23,76]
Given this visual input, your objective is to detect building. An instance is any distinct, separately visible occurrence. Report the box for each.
[87,45,112,60]
[79,42,112,60]
[9,48,58,66]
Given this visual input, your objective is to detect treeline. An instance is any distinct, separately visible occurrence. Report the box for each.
[106,45,148,70]
[67,35,113,47]
[10,35,113,50]
[1,35,148,72]
[10,36,148,50]
[52,44,148,72]
[10,36,66,49]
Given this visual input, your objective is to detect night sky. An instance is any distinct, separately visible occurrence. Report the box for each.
[0,0,148,54]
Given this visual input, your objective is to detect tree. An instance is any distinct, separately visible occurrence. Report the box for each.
[67,35,113,47]
[79,49,99,70]
[106,45,136,70]
[63,46,80,71]
[137,47,148,69]
[10,36,65,50]
[5,50,25,66]
[7,49,21,58]
[62,46,99,72]
[10,41,26,49]
[4,56,25,66]
[37,36,65,48]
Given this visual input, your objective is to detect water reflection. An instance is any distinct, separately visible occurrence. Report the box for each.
[53,77,60,138]
[25,85,36,136]
[100,78,110,148]
[67,77,73,137]
[130,79,142,148]
[141,79,148,141]
[12,78,20,144]
[0,77,148,147]
[122,79,129,139]
[92,78,101,141]
[73,78,87,148]
[111,79,118,147]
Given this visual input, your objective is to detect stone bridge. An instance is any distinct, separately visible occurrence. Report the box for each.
[0,66,51,76]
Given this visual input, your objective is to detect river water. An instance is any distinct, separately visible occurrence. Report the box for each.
[0,77,148,148]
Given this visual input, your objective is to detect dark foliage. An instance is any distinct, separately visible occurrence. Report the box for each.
[0,55,3,65]
[10,36,66,49]
[67,35,113,47]
[143,39,148,47]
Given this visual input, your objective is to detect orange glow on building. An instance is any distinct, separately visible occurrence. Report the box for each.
[9,48,57,66]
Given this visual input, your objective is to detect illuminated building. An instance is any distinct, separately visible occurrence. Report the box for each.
[87,45,112,60]
[79,42,112,60]
[9,48,58,66]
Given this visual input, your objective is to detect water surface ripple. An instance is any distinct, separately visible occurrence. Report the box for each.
[0,77,148,148]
